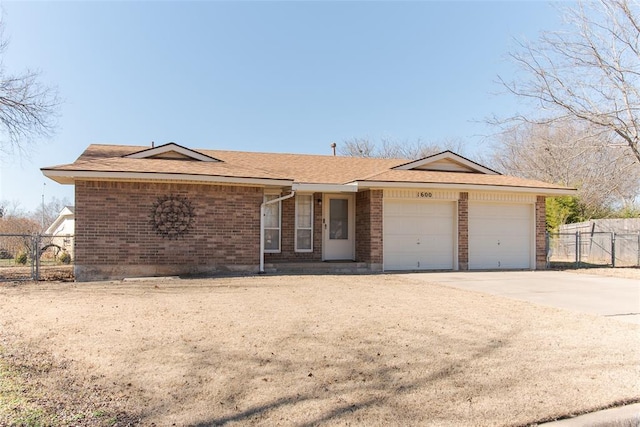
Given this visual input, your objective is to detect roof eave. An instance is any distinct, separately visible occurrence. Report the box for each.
[352,180,576,196]
[41,169,294,187]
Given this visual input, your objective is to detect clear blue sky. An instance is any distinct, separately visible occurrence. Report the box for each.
[1,1,562,213]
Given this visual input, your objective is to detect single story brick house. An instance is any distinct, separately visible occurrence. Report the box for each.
[42,142,574,281]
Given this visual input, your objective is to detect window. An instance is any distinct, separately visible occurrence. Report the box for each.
[264,194,281,252]
[329,198,348,239]
[295,194,313,252]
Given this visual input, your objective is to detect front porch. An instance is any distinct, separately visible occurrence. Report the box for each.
[263,190,383,267]
[263,261,378,274]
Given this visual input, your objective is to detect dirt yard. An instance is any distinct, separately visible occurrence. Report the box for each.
[0,274,638,426]
[0,264,74,281]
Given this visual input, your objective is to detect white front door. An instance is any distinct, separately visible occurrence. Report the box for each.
[323,194,355,260]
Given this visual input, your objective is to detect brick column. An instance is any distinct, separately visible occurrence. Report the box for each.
[535,196,547,270]
[355,189,383,269]
[369,190,383,266]
[458,192,469,270]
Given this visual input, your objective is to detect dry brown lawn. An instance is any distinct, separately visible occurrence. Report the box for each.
[0,274,639,426]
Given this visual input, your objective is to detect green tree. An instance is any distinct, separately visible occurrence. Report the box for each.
[546,196,582,232]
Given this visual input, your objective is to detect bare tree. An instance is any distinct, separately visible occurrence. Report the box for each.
[499,0,640,163]
[0,209,40,259]
[491,119,640,218]
[338,138,379,157]
[338,137,469,159]
[0,199,25,219]
[30,196,71,231]
[0,19,59,157]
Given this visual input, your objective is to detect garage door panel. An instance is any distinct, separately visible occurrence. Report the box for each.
[469,202,532,270]
[385,218,449,236]
[384,200,455,271]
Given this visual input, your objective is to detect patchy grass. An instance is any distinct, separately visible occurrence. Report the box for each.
[0,338,138,426]
[0,352,52,426]
[0,275,638,426]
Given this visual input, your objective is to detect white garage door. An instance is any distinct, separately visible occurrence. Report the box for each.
[384,200,455,270]
[469,202,532,269]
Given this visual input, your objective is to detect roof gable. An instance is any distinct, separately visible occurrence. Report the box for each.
[45,206,75,235]
[123,142,221,162]
[393,151,499,175]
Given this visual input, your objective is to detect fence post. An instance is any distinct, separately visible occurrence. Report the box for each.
[545,232,550,268]
[35,234,41,281]
[575,232,580,268]
[611,232,616,268]
[30,235,35,279]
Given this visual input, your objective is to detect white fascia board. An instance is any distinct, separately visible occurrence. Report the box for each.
[292,183,358,193]
[354,181,576,196]
[45,218,63,234]
[42,169,293,187]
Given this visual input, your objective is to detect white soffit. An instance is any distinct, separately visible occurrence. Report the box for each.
[123,142,221,162]
[41,169,293,187]
[393,151,499,175]
[353,180,576,196]
[292,183,358,193]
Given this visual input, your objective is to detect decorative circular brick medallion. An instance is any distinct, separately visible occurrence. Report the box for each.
[149,194,195,239]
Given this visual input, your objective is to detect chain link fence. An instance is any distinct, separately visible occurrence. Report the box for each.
[0,233,74,281]
[547,231,640,268]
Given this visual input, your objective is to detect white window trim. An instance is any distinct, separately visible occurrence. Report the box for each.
[295,194,314,253]
[264,193,282,253]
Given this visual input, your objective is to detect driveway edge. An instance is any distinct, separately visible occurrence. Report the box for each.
[540,403,640,426]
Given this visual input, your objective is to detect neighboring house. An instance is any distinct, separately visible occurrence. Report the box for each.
[42,143,574,281]
[44,206,75,259]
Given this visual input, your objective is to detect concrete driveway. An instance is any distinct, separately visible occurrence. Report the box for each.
[406,271,640,324]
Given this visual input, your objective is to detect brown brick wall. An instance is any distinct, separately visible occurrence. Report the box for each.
[264,193,323,262]
[356,189,383,265]
[74,180,263,280]
[458,192,469,271]
[536,196,547,269]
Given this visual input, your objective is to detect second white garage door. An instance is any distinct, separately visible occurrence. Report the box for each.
[384,200,455,270]
[468,202,533,269]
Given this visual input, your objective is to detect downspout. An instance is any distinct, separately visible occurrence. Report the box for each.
[260,190,296,273]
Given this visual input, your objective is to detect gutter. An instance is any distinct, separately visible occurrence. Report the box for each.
[259,191,296,273]
[41,169,294,187]
[352,180,576,196]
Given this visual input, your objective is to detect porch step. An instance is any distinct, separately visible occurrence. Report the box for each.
[264,262,372,274]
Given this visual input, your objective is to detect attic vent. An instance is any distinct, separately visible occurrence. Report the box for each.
[148,151,195,161]
[412,158,480,173]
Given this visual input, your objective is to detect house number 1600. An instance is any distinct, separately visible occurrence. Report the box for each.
[418,192,433,198]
